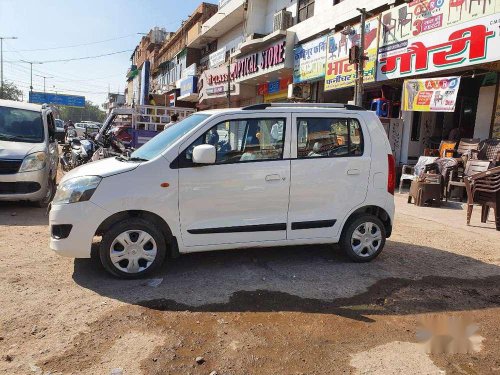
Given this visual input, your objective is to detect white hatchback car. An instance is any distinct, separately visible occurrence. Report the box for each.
[49,103,395,278]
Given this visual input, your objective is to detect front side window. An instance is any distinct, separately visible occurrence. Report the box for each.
[0,106,44,143]
[298,0,315,23]
[179,118,286,167]
[297,118,363,158]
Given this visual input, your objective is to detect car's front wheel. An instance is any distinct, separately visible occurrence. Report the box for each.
[340,214,386,262]
[99,218,166,278]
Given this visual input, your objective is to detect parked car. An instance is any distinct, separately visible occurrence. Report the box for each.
[74,122,100,138]
[0,99,59,207]
[55,119,65,143]
[49,103,395,278]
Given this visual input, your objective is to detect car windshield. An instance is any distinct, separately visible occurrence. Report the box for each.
[0,106,44,143]
[130,114,210,161]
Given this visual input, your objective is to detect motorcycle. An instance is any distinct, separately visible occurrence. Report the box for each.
[92,128,133,162]
[60,129,97,172]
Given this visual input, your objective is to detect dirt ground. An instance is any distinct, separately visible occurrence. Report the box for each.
[0,193,499,375]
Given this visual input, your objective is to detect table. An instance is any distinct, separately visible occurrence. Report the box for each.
[408,179,442,207]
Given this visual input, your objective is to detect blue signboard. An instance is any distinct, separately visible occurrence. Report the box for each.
[268,80,280,94]
[180,76,198,97]
[29,92,85,107]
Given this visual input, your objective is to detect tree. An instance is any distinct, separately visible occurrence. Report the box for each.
[57,100,106,123]
[0,81,23,101]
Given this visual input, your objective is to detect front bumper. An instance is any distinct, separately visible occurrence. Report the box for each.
[49,200,110,258]
[0,168,48,202]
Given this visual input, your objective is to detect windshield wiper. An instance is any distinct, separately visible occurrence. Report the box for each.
[128,157,149,162]
[115,155,129,162]
[0,134,37,142]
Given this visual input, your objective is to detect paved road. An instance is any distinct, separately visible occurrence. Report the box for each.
[0,194,498,374]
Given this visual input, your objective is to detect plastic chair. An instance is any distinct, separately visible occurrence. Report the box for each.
[465,166,500,230]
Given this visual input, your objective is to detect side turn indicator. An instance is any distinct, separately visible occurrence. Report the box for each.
[160,182,170,188]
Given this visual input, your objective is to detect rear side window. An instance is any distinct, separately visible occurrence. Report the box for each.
[297,118,364,158]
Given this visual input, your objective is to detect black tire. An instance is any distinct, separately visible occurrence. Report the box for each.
[34,177,56,208]
[99,218,167,279]
[339,214,386,262]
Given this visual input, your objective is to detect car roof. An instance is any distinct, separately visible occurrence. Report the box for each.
[198,103,367,116]
[0,99,43,112]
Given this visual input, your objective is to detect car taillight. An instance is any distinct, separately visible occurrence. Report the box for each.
[387,154,396,195]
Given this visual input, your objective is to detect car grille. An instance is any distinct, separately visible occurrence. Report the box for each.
[0,182,41,194]
[0,159,22,174]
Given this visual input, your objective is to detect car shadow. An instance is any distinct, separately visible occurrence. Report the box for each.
[0,201,49,226]
[72,240,500,321]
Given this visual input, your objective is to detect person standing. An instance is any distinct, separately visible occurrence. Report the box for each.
[164,113,179,130]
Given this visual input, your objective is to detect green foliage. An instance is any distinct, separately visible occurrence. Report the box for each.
[57,100,106,123]
[0,81,23,101]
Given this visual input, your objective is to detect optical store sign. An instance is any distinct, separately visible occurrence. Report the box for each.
[233,40,287,82]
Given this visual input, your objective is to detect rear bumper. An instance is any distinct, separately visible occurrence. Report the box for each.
[0,168,48,202]
[49,201,110,258]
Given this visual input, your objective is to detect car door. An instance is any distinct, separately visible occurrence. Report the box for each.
[177,113,292,247]
[287,113,371,240]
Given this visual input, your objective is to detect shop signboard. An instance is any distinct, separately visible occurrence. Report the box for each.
[180,76,198,97]
[402,76,461,112]
[233,39,288,82]
[198,63,240,103]
[181,63,197,79]
[378,0,498,49]
[257,77,292,96]
[209,46,227,68]
[377,13,500,81]
[293,36,327,83]
[324,17,380,91]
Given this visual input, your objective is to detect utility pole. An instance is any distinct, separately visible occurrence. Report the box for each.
[226,62,231,108]
[355,8,370,107]
[21,60,42,99]
[0,36,18,99]
[35,74,53,93]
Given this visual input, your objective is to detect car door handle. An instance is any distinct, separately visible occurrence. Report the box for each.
[347,169,360,175]
[265,174,282,182]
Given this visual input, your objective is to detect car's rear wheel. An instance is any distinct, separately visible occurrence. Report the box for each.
[99,218,166,278]
[340,214,386,262]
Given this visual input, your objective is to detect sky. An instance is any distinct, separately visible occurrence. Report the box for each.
[0,0,218,106]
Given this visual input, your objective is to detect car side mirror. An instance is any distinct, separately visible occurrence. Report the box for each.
[192,144,216,165]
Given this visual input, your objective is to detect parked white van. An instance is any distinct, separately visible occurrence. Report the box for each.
[49,103,395,278]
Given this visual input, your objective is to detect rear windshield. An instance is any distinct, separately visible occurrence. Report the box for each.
[0,106,44,143]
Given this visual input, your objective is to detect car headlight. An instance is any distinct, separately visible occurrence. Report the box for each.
[19,152,46,172]
[53,176,102,205]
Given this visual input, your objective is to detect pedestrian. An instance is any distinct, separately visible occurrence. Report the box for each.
[164,113,179,130]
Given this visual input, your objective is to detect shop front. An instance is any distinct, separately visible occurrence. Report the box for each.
[374,1,500,164]
[232,31,295,105]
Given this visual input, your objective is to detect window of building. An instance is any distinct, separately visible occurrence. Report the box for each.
[179,118,286,167]
[333,0,345,5]
[297,118,364,158]
[298,0,315,23]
